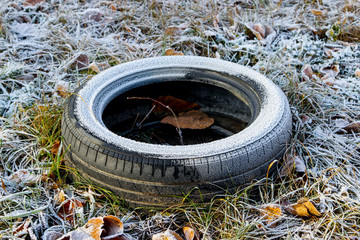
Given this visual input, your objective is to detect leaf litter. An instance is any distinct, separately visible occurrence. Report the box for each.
[0,0,359,239]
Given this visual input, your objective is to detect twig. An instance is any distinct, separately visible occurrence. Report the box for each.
[127,97,184,145]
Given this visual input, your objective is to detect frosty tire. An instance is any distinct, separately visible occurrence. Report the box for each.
[61,56,292,207]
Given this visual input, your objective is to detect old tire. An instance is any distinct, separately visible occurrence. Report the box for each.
[61,56,292,207]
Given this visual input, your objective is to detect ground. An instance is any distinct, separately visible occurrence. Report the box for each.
[0,0,360,239]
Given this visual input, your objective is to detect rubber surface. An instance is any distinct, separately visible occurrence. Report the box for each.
[61,56,292,207]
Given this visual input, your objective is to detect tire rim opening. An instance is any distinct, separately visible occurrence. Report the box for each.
[102,80,254,145]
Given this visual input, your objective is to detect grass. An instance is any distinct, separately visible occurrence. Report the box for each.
[0,0,360,239]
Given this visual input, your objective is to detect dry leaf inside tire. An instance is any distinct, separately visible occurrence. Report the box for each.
[286,198,321,217]
[153,96,200,115]
[161,110,214,129]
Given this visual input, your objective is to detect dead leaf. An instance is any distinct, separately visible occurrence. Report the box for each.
[259,204,282,227]
[161,110,214,129]
[165,49,184,56]
[183,226,200,240]
[280,155,306,177]
[301,64,314,81]
[321,64,340,78]
[152,230,184,240]
[24,0,43,6]
[286,198,321,217]
[58,199,84,223]
[83,9,103,22]
[74,54,89,69]
[51,140,61,155]
[246,23,276,44]
[153,96,200,115]
[355,69,360,77]
[58,215,123,240]
[101,215,124,239]
[343,122,360,133]
[56,84,70,98]
[109,4,117,11]
[89,62,101,73]
[310,9,326,16]
[165,27,181,36]
[1,179,7,192]
[9,169,41,185]
[54,189,66,205]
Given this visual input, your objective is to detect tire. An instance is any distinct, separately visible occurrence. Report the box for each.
[61,56,292,207]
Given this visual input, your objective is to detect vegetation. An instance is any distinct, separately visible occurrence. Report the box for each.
[0,0,359,239]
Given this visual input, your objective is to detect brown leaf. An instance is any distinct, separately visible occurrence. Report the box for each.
[58,215,124,240]
[56,84,70,98]
[101,215,124,239]
[109,4,117,11]
[246,23,276,44]
[1,179,7,192]
[153,96,200,115]
[51,140,61,155]
[165,27,181,36]
[183,226,199,240]
[343,122,360,133]
[286,198,321,217]
[161,110,214,129]
[74,54,89,69]
[259,204,282,227]
[24,0,43,6]
[13,218,31,235]
[9,169,41,185]
[58,199,84,224]
[89,62,101,73]
[165,49,184,56]
[280,155,306,177]
[301,64,314,81]
[152,230,184,240]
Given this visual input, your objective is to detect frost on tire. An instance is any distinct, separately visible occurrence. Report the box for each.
[61,56,292,207]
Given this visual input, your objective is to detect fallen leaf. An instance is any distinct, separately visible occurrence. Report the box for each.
[8,169,41,185]
[246,23,276,45]
[343,122,360,133]
[109,4,117,11]
[1,179,7,192]
[310,9,326,16]
[153,96,200,115]
[161,110,214,129]
[83,9,103,22]
[101,215,124,239]
[89,62,101,73]
[183,226,200,240]
[301,64,314,81]
[58,199,84,224]
[286,198,321,217]
[58,215,123,240]
[24,0,43,6]
[74,54,89,69]
[56,82,70,98]
[259,204,282,227]
[355,69,360,77]
[320,64,340,78]
[280,155,306,177]
[13,218,31,235]
[165,49,184,56]
[165,27,181,36]
[51,140,61,155]
[54,189,66,205]
[152,230,183,240]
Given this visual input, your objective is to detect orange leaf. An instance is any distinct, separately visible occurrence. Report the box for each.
[56,85,70,98]
[259,204,282,227]
[286,198,321,217]
[109,4,117,11]
[165,49,184,56]
[152,230,184,240]
[183,226,199,240]
[161,110,214,129]
[58,199,84,224]
[310,9,326,16]
[153,96,200,115]
[51,140,61,155]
